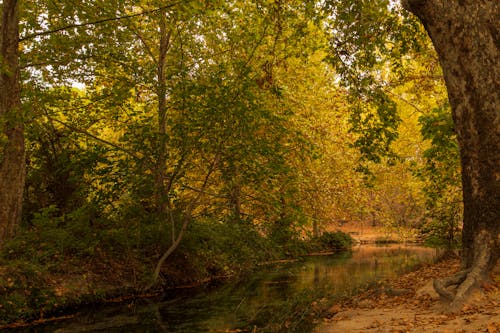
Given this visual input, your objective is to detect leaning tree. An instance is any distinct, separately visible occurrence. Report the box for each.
[402,0,499,311]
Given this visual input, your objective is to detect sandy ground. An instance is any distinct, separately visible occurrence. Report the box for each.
[314,258,500,333]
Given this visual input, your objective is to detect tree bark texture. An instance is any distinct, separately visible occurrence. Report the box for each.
[403,0,499,310]
[0,0,24,241]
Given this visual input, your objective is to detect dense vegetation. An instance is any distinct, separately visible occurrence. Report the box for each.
[2,0,484,326]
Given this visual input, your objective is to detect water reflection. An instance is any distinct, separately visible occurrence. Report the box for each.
[11,244,437,333]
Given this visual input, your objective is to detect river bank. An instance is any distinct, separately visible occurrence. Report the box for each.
[0,226,354,329]
[313,256,500,333]
[0,244,436,332]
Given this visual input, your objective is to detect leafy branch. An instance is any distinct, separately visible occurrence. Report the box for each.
[20,2,182,42]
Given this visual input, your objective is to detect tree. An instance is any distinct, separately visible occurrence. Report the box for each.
[0,0,24,241]
[402,0,499,311]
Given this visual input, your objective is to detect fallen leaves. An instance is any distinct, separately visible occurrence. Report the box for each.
[487,321,500,333]
[316,258,500,333]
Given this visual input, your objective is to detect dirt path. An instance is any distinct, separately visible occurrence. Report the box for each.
[314,258,500,333]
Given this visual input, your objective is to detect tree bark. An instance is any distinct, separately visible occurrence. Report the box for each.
[0,0,24,241]
[403,0,499,311]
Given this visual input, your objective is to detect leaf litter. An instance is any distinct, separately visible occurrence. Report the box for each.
[314,257,500,333]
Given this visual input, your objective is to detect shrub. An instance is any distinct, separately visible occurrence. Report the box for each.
[317,231,353,251]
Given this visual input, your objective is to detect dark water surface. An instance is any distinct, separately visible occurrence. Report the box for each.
[10,244,438,333]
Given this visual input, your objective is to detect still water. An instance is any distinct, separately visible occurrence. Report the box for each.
[12,244,438,332]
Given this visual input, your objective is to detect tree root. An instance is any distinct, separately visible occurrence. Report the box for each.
[433,269,469,302]
[433,230,494,313]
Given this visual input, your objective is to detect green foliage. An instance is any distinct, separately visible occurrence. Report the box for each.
[178,220,279,278]
[1,206,102,267]
[0,261,57,324]
[317,231,354,251]
[349,89,401,166]
[322,0,427,169]
[417,103,462,249]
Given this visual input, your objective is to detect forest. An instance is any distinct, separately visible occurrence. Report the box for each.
[0,0,498,331]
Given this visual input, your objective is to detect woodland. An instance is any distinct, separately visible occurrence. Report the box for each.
[0,0,498,329]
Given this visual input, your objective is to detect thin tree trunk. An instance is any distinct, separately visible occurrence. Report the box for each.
[312,219,320,238]
[0,0,24,241]
[155,9,172,216]
[229,164,242,223]
[145,152,220,291]
[403,0,499,311]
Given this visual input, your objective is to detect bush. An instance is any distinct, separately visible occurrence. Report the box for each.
[0,262,57,324]
[0,205,104,266]
[317,231,353,251]
[178,220,279,277]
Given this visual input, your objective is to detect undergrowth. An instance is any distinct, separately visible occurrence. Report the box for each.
[0,207,353,325]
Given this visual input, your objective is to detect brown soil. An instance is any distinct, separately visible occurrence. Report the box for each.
[314,258,500,333]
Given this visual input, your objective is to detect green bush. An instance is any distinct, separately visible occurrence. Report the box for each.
[317,231,353,251]
[0,261,57,324]
[0,205,103,265]
[178,220,279,277]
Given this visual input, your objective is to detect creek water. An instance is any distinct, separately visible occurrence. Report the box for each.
[11,244,438,333]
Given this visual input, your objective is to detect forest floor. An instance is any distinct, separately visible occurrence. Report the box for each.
[313,257,500,333]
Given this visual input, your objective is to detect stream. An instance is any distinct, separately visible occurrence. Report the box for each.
[10,244,439,333]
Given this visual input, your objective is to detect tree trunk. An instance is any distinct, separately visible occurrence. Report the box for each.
[312,217,320,238]
[403,0,499,311]
[0,0,24,241]
[228,164,242,223]
[154,9,171,216]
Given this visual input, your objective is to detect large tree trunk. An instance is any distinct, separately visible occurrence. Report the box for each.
[0,0,24,241]
[403,0,499,311]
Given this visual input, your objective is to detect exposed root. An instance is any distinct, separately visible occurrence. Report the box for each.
[433,269,469,301]
[433,230,493,313]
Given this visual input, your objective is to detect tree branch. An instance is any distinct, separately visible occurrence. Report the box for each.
[47,116,148,162]
[145,149,221,291]
[20,2,182,42]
